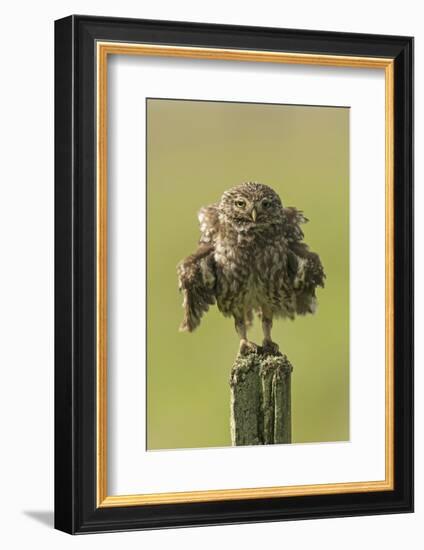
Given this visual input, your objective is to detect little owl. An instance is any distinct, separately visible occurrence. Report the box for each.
[177,182,325,355]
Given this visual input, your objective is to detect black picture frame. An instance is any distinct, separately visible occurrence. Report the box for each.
[55,14,413,534]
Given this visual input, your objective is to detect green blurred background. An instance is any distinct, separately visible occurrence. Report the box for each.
[146,99,349,450]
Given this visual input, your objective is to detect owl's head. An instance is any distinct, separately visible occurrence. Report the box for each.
[219,182,283,230]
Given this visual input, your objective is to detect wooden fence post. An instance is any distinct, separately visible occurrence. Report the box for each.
[230,351,293,446]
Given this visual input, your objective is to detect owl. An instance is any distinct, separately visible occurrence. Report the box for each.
[177,182,325,355]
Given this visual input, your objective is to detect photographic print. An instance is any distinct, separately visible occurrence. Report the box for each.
[146,98,349,450]
[55,17,413,533]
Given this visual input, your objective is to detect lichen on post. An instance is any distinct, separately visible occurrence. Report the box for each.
[230,350,293,446]
[260,354,292,444]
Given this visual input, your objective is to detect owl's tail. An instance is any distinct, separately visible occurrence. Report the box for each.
[245,309,254,329]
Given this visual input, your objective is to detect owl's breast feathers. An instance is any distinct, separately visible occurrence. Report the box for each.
[178,204,325,331]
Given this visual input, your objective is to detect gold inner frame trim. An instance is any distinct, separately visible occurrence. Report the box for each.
[96,41,395,508]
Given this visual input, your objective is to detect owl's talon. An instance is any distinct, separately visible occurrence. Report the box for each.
[262,339,280,355]
[239,339,258,356]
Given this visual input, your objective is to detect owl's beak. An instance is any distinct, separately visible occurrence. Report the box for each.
[251,207,257,222]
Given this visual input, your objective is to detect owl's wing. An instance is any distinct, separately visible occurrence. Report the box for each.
[283,206,308,243]
[283,207,326,299]
[289,242,326,289]
[177,244,216,332]
[198,204,220,245]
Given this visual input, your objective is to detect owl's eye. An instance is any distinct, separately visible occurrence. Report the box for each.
[262,199,271,208]
[235,199,246,208]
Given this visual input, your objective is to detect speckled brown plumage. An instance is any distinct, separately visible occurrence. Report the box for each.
[177,182,325,354]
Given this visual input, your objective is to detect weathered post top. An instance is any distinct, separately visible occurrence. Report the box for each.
[230,350,293,446]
